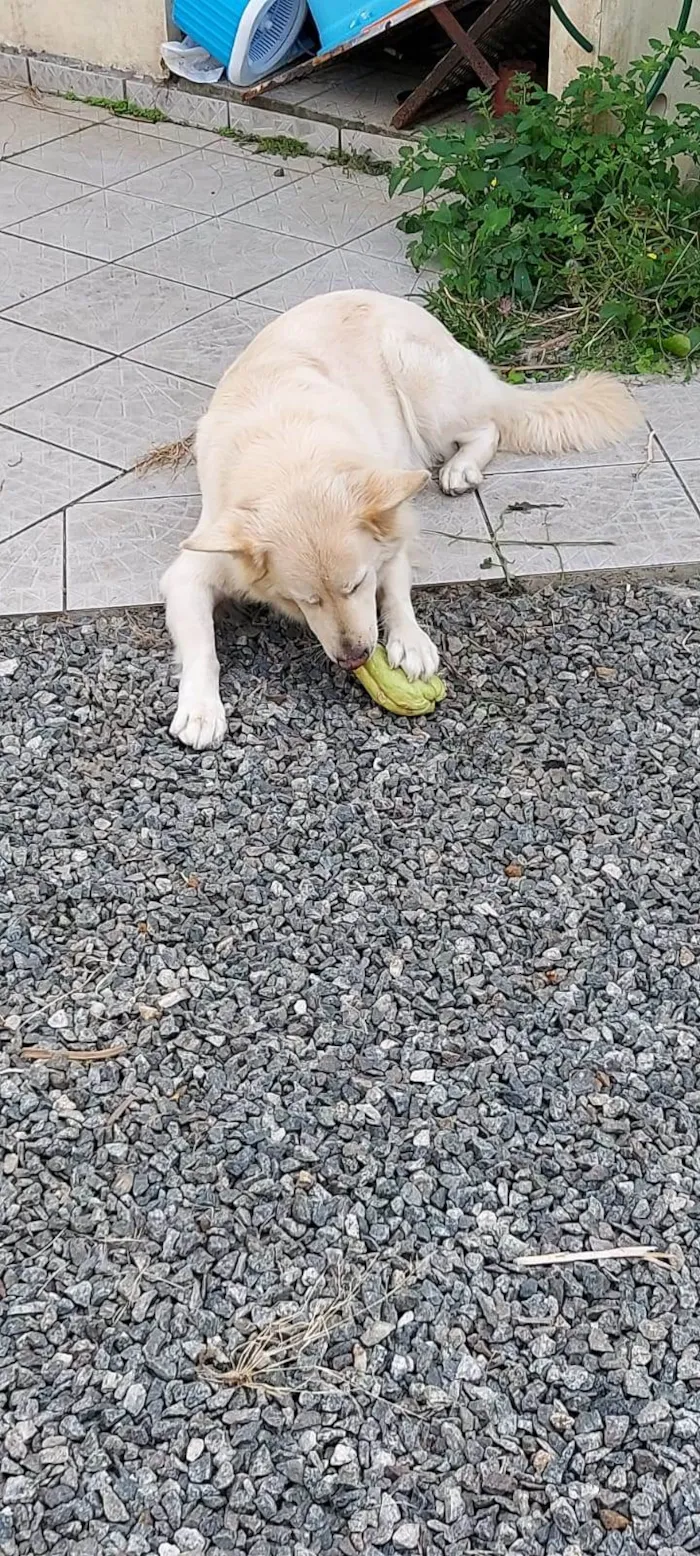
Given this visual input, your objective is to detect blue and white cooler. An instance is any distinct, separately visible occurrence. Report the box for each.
[172,0,310,86]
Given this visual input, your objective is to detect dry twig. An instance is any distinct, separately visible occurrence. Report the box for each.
[21,1045,126,1064]
[515,1244,670,1269]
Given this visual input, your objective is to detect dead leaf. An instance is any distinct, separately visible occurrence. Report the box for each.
[505,862,523,879]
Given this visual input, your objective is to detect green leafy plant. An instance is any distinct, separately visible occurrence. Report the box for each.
[390,30,700,373]
[63,91,169,123]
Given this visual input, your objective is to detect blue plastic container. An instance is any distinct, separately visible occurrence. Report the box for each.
[308,0,397,54]
[173,0,307,81]
[173,0,236,66]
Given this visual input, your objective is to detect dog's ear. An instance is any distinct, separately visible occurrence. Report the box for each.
[352,468,430,539]
[182,515,268,581]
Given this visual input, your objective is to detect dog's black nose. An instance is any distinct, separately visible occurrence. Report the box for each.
[337,647,370,672]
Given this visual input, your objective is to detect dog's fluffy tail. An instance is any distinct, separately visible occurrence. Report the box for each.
[491,372,642,456]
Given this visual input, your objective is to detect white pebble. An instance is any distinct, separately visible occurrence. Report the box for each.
[330,1442,355,1466]
[393,1522,421,1549]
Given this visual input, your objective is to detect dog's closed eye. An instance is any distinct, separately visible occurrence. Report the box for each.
[343,572,368,597]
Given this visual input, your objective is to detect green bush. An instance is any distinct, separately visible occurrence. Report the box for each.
[390,30,700,374]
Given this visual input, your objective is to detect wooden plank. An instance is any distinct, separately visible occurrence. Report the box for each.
[391,0,517,129]
[432,2,498,88]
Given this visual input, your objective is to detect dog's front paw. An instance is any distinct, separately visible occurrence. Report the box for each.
[386,624,440,681]
[170,690,227,750]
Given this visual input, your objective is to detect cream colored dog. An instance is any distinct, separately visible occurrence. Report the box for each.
[161,290,641,749]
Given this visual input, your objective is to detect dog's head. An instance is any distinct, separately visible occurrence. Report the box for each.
[183,465,429,670]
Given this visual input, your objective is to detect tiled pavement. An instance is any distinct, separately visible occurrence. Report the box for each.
[1,86,700,616]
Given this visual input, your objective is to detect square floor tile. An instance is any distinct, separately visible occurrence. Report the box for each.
[298,68,416,127]
[677,461,700,511]
[273,64,373,108]
[0,426,115,543]
[231,165,417,247]
[0,232,97,310]
[0,513,63,614]
[633,378,700,462]
[345,218,421,265]
[478,463,700,579]
[226,102,339,154]
[0,319,105,414]
[0,161,93,225]
[5,358,209,468]
[341,128,406,163]
[13,90,114,123]
[246,248,424,311]
[0,98,86,154]
[114,148,309,216]
[209,138,326,171]
[72,462,200,504]
[127,298,275,385]
[108,111,220,149]
[5,264,226,353]
[412,483,500,584]
[67,492,199,609]
[12,121,191,186]
[9,188,203,261]
[122,217,326,296]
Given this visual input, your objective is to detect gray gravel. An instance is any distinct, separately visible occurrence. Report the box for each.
[1,581,699,1556]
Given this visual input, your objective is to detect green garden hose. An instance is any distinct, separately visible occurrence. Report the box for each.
[644,0,694,104]
[549,0,593,55]
[547,0,695,105]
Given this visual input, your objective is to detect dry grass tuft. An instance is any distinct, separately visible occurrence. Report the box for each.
[133,435,194,476]
[202,1281,355,1396]
[202,1254,408,1396]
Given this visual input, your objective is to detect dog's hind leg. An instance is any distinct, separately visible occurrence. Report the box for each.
[161,548,227,750]
[383,323,502,488]
[438,420,500,494]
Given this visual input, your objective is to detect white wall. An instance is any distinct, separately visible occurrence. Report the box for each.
[548,0,700,114]
[0,0,170,76]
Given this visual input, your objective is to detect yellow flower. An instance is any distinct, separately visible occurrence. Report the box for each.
[647,250,658,259]
[490,177,498,187]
